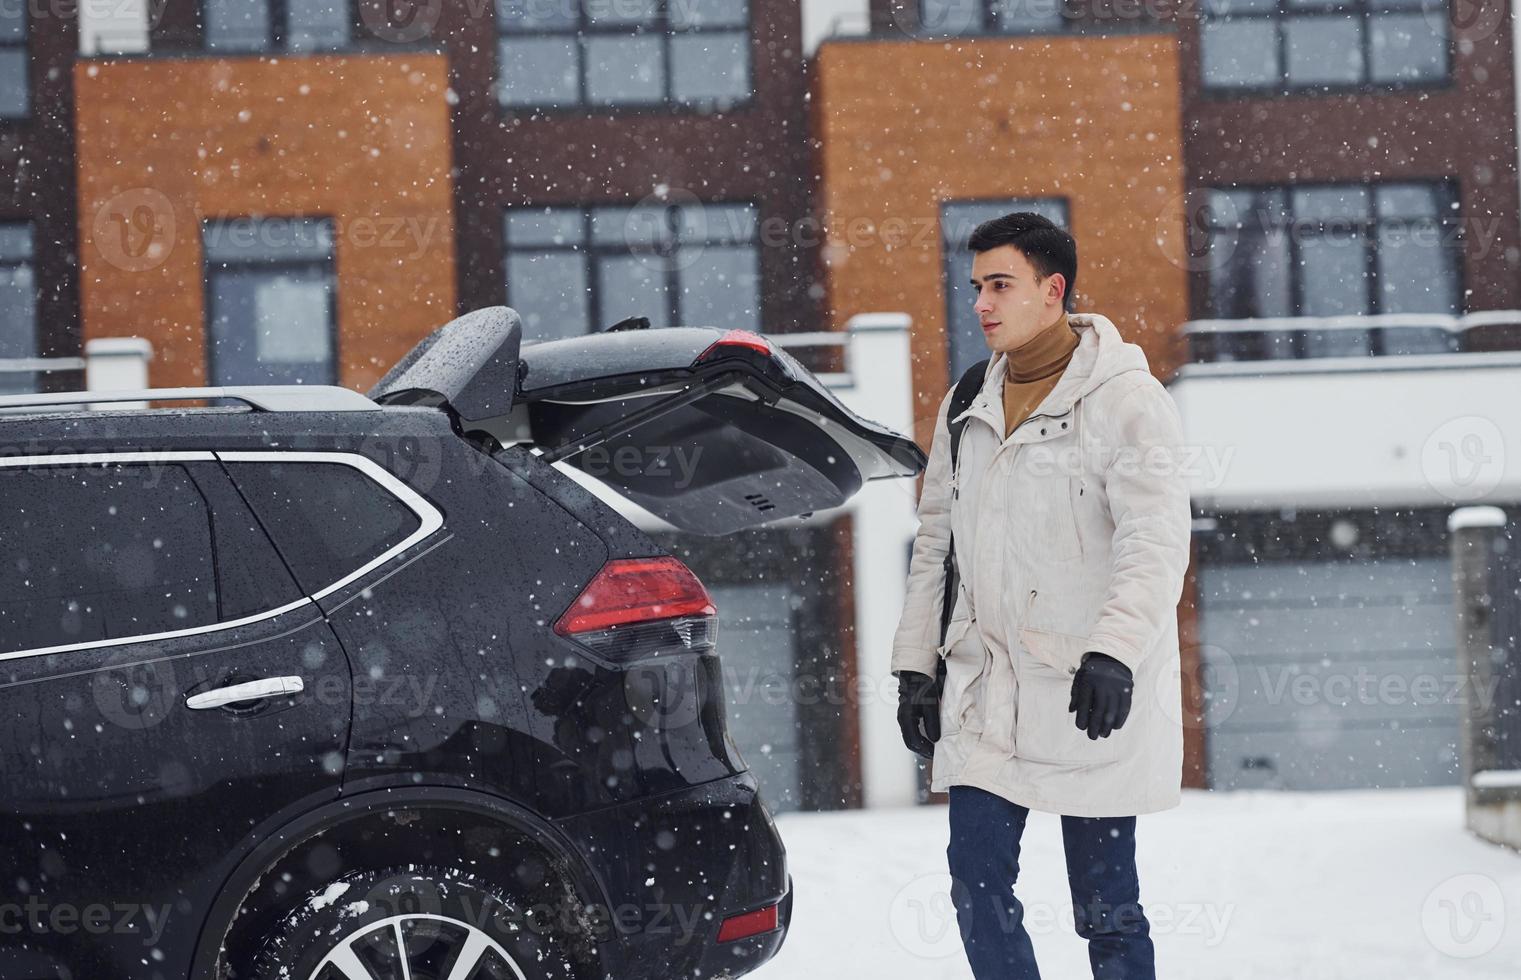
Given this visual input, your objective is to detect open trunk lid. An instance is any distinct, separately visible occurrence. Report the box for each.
[372,308,927,536]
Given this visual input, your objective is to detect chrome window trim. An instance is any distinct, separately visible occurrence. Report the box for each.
[216,451,445,603]
[0,450,443,663]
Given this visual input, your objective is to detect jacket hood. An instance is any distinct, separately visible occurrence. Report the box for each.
[953,312,1151,427]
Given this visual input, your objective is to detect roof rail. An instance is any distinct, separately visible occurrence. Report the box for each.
[0,385,379,414]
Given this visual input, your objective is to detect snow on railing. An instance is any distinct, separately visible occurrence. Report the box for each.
[1183,311,1521,335]
[1180,310,1521,369]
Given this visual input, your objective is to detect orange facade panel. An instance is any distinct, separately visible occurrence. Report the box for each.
[75,54,457,392]
[813,34,1190,438]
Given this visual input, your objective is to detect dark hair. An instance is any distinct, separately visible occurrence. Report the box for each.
[967,211,1078,312]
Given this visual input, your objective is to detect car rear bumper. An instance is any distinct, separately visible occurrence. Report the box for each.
[553,771,791,979]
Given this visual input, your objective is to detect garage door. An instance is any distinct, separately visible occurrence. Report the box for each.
[1198,557,1461,790]
[708,582,803,813]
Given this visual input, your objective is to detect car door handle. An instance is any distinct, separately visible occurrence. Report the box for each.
[186,676,305,710]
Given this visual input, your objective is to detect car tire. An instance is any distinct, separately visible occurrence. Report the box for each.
[247,864,583,980]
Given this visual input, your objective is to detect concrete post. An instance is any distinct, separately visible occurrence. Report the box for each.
[840,313,923,809]
[1449,505,1521,849]
[84,337,152,408]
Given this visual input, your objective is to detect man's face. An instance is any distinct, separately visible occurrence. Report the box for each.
[970,244,1066,355]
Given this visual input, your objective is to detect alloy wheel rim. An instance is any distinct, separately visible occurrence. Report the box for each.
[307,913,529,980]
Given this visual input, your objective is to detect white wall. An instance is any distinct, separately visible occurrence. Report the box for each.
[1170,351,1521,511]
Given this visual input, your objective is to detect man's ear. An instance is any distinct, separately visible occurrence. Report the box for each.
[1047,272,1066,306]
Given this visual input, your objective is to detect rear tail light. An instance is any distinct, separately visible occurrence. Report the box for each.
[717,902,780,942]
[554,557,718,662]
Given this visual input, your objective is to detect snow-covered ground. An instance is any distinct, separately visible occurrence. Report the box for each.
[768,787,1521,979]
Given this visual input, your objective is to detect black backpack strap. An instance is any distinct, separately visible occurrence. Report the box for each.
[946,359,990,477]
[938,359,990,651]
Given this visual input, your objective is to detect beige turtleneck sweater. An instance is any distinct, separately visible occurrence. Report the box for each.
[1002,311,1078,440]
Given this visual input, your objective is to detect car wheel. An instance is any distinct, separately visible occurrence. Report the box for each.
[248,865,583,980]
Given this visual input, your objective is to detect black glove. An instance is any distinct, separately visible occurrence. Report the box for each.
[896,670,941,759]
[1068,652,1133,740]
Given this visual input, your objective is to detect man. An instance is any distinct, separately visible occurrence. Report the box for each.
[890,212,1192,979]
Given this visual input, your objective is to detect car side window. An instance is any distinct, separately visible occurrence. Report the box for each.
[183,463,303,620]
[223,460,423,596]
[0,463,219,655]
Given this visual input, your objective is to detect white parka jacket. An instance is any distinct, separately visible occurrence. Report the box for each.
[890,312,1192,817]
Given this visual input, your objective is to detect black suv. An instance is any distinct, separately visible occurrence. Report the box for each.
[0,308,925,980]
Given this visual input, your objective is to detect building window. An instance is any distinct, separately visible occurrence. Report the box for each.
[0,0,27,118]
[918,0,1068,35]
[204,0,352,52]
[1198,181,1461,357]
[940,198,1070,380]
[1200,0,1449,91]
[504,202,760,340]
[203,217,338,386]
[0,224,36,394]
[495,0,752,109]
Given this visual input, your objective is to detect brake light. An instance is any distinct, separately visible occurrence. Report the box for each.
[554,557,718,661]
[717,902,780,942]
[696,329,772,363]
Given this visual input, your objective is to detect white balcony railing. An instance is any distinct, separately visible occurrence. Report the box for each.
[0,338,153,409]
[1180,310,1521,375]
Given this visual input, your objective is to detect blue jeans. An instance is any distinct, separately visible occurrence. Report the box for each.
[946,785,1156,980]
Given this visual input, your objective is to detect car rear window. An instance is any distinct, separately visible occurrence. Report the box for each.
[224,459,423,597]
